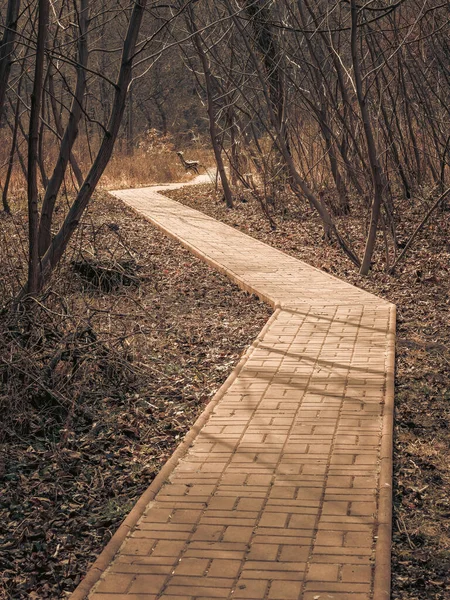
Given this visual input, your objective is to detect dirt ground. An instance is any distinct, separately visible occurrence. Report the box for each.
[0,193,271,599]
[164,183,450,600]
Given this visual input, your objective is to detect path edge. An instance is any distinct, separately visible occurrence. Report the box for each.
[70,308,280,599]
[373,303,396,600]
[115,193,278,309]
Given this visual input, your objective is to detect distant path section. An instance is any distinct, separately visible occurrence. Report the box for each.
[71,175,395,600]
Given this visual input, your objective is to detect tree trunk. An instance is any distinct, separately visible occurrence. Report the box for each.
[26,0,49,295]
[0,0,20,124]
[38,103,49,188]
[5,110,27,178]
[350,0,384,276]
[2,71,23,213]
[47,70,84,187]
[127,83,134,155]
[30,0,147,294]
[188,7,233,208]
[297,0,349,212]
[38,0,89,257]
[244,0,287,145]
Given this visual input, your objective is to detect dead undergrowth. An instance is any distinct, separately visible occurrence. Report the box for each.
[0,193,271,599]
[0,129,210,198]
[165,183,450,600]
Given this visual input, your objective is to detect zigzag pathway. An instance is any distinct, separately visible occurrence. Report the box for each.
[72,177,395,600]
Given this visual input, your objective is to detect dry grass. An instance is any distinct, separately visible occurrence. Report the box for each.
[0,130,214,201]
[101,146,212,190]
[101,132,213,190]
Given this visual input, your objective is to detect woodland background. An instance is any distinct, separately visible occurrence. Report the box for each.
[0,0,449,598]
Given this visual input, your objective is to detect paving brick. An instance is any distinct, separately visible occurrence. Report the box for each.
[159,484,190,496]
[152,540,185,557]
[350,501,377,516]
[212,515,259,528]
[233,579,269,598]
[345,531,374,547]
[90,595,158,600]
[341,564,373,582]
[288,514,317,529]
[247,474,272,485]
[268,580,303,599]
[133,530,191,542]
[304,581,371,593]
[208,559,241,578]
[201,516,256,527]
[191,525,224,542]
[186,484,215,496]
[164,585,228,597]
[314,531,344,546]
[321,500,349,515]
[169,576,231,588]
[208,497,236,510]
[110,563,173,575]
[312,557,369,570]
[304,594,369,600]
[269,486,297,499]
[127,574,167,594]
[241,569,304,581]
[221,473,247,485]
[184,549,244,560]
[95,574,134,593]
[120,539,155,556]
[223,526,254,543]
[114,556,177,566]
[306,563,339,581]
[279,545,310,561]
[141,508,172,523]
[258,512,287,528]
[173,558,209,575]
[137,523,193,533]
[247,544,279,561]
[318,518,373,531]
[326,475,352,488]
[171,509,202,523]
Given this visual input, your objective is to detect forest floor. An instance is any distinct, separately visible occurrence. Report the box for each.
[163,183,450,600]
[0,193,271,599]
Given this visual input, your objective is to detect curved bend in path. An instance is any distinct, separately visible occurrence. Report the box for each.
[72,175,395,600]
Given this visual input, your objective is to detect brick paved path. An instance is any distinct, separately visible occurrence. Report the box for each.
[72,178,395,600]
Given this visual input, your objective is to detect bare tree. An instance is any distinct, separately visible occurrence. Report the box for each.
[1,53,25,213]
[350,0,385,275]
[32,0,148,294]
[0,0,20,124]
[26,0,49,295]
[185,3,234,208]
[38,0,89,257]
